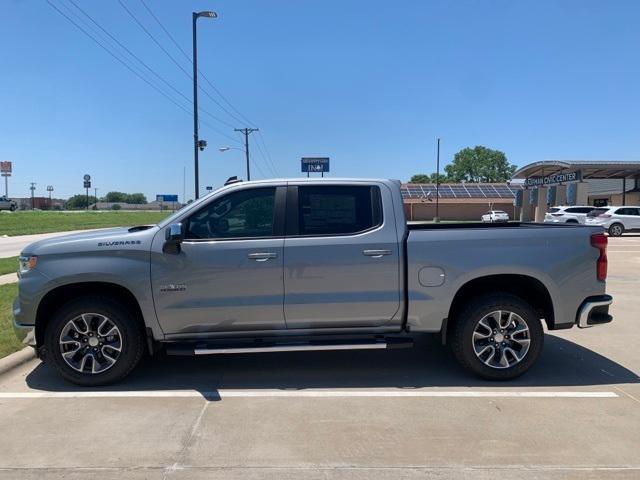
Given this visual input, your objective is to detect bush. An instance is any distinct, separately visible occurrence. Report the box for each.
[111,204,122,211]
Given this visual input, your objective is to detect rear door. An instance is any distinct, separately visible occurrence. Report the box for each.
[282,183,402,329]
[613,207,639,229]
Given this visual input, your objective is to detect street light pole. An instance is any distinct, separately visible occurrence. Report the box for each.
[192,11,217,200]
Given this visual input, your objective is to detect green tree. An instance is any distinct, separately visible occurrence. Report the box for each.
[445,146,516,183]
[65,194,97,209]
[103,192,147,204]
[104,191,128,203]
[126,193,147,204]
[409,173,450,183]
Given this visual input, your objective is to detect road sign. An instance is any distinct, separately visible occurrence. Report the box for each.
[83,174,91,181]
[0,161,12,175]
[156,194,178,202]
[84,181,91,188]
[301,157,330,173]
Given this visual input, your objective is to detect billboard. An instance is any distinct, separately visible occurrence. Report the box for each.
[301,157,330,173]
[0,161,12,176]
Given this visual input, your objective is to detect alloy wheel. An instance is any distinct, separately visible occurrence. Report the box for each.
[471,310,531,369]
[58,313,123,374]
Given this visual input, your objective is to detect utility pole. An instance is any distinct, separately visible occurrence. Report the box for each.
[192,11,217,200]
[30,182,36,210]
[435,138,441,223]
[234,128,258,181]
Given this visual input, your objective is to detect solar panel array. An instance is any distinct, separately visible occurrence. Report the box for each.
[401,183,523,200]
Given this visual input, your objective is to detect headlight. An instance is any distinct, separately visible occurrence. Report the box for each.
[18,256,37,275]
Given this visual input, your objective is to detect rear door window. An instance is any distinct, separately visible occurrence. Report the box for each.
[297,186,382,236]
[614,208,639,216]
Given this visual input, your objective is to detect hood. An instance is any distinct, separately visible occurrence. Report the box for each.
[22,225,159,256]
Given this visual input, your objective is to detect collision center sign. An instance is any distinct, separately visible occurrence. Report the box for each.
[525,171,581,187]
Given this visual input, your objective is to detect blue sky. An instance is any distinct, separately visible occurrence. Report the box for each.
[1,0,639,201]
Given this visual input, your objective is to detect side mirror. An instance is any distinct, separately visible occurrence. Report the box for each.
[163,223,183,254]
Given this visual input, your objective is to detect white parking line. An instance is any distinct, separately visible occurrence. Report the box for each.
[0,390,619,399]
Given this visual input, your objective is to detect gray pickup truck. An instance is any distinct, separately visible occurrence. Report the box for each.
[13,178,613,385]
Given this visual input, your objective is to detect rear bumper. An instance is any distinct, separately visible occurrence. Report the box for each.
[576,295,613,328]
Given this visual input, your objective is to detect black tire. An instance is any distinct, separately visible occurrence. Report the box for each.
[44,296,144,386]
[608,223,624,237]
[9,205,16,212]
[450,294,544,380]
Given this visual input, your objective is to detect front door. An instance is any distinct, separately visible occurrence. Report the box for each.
[283,184,402,329]
[151,186,286,335]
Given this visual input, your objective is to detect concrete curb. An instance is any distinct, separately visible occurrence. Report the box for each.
[0,347,36,376]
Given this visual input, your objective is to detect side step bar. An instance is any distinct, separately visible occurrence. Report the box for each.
[166,337,413,356]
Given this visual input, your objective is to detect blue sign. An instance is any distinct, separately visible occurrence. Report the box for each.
[156,194,178,202]
[301,157,330,173]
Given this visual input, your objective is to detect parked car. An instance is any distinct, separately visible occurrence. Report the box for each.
[585,206,640,236]
[544,206,595,224]
[0,195,17,211]
[481,210,509,222]
[14,178,613,386]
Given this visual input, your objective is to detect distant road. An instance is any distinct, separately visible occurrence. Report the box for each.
[0,230,100,257]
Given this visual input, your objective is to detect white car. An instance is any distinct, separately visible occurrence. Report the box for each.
[481,210,509,222]
[0,195,17,211]
[585,206,640,237]
[544,206,595,224]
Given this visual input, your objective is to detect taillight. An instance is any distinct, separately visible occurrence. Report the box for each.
[591,233,608,281]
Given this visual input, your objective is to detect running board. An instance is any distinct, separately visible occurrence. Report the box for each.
[165,337,412,356]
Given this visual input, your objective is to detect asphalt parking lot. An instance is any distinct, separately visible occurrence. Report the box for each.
[0,237,639,479]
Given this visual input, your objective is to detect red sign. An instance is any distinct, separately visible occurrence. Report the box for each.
[0,161,11,174]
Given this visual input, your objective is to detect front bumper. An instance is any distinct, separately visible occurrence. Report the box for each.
[12,297,37,347]
[576,295,613,328]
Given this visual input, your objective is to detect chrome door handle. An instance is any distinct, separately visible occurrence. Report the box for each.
[248,252,278,262]
[363,249,392,258]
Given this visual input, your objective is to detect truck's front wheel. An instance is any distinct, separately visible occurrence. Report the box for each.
[44,296,144,386]
[450,294,544,380]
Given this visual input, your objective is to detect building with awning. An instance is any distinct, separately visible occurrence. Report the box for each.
[510,160,640,222]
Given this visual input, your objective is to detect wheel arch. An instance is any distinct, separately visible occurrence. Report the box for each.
[444,274,554,343]
[35,282,145,348]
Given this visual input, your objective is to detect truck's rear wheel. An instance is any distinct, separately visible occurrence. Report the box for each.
[450,294,544,380]
[44,296,144,386]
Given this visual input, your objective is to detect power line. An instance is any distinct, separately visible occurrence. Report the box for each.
[138,0,258,128]
[47,0,190,113]
[119,0,248,129]
[251,135,277,177]
[47,0,241,145]
[135,0,281,177]
[256,130,279,176]
[67,0,237,130]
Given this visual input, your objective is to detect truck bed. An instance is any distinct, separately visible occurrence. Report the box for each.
[404,221,604,333]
